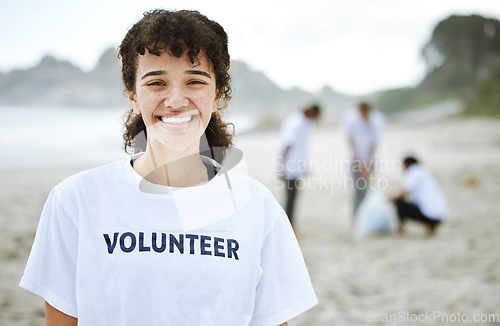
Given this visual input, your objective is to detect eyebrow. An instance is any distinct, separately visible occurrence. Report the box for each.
[141,69,212,80]
[186,70,212,79]
[141,70,166,80]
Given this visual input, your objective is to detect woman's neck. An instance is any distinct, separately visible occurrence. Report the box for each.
[133,139,209,187]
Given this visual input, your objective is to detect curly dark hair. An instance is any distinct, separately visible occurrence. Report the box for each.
[119,9,233,154]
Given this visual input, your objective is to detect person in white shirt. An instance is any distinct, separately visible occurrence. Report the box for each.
[341,102,386,221]
[279,104,320,226]
[19,9,317,326]
[393,156,448,236]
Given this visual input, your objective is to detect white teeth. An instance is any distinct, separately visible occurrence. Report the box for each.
[160,116,192,124]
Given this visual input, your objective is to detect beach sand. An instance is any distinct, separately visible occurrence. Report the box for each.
[1,117,500,325]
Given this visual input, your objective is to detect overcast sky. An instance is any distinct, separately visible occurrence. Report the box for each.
[1,0,499,95]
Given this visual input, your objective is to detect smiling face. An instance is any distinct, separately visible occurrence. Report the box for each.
[129,50,218,151]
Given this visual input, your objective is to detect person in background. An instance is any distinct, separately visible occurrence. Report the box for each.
[393,156,448,236]
[341,101,386,225]
[279,104,321,227]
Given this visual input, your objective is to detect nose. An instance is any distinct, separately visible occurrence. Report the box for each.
[164,87,189,109]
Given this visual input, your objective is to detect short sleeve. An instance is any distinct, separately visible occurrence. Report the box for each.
[280,113,301,147]
[19,188,79,317]
[402,168,420,193]
[250,208,317,326]
[340,109,355,137]
[372,111,386,141]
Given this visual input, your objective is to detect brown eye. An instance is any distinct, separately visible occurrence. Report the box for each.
[147,81,165,86]
[188,80,207,85]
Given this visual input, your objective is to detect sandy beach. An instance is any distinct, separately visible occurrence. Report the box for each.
[1,117,500,325]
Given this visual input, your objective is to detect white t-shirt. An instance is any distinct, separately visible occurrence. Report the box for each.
[341,108,385,161]
[279,111,315,179]
[20,154,317,325]
[403,163,447,220]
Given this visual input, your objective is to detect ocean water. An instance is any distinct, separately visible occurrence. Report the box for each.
[0,106,128,170]
[0,106,258,170]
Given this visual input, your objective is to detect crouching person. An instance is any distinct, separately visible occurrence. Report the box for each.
[393,156,447,236]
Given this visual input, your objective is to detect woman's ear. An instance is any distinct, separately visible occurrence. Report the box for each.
[129,91,140,114]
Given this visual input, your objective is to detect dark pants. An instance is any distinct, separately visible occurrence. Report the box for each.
[394,198,441,231]
[284,178,299,226]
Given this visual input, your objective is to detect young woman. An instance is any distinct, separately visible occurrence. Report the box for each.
[20,9,317,325]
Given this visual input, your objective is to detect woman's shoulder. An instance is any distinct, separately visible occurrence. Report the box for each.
[206,154,276,202]
[225,170,273,195]
[223,170,283,215]
[53,159,128,194]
